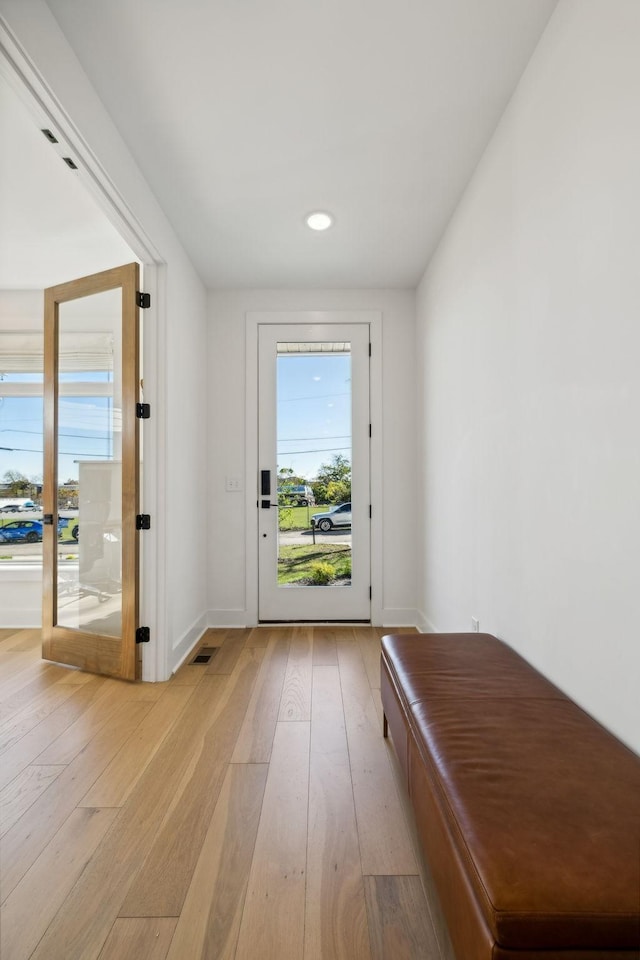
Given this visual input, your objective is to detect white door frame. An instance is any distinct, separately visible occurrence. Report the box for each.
[245,310,383,625]
[0,21,167,679]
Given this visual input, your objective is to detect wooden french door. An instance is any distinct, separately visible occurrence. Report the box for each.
[42,263,141,680]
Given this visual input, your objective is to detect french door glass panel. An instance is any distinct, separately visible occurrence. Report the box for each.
[56,291,122,637]
[258,323,370,621]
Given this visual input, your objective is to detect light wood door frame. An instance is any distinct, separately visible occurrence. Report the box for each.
[43,263,141,680]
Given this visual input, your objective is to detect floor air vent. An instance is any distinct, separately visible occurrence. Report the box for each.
[191,647,218,664]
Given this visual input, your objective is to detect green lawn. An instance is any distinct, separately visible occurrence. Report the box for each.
[277,504,329,531]
[277,543,351,585]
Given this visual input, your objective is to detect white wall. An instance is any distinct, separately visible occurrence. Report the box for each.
[208,289,417,626]
[0,2,209,675]
[415,0,640,753]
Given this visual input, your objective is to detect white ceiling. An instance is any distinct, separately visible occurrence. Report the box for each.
[0,72,135,290]
[10,0,558,290]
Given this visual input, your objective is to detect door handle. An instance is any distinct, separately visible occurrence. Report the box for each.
[261,500,279,509]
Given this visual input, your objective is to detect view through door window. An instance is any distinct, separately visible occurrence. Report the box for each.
[0,327,120,639]
[54,292,123,638]
[276,341,352,588]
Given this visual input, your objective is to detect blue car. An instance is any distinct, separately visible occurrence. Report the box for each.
[0,519,44,543]
[0,519,78,544]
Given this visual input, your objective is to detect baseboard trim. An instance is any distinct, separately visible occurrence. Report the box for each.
[207,609,250,628]
[0,610,41,629]
[381,608,420,628]
[415,610,437,634]
[170,612,208,675]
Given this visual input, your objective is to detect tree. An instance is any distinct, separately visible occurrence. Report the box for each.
[312,454,351,505]
[2,470,31,497]
[277,467,306,488]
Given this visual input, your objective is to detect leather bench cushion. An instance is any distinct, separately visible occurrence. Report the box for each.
[410,695,640,950]
[382,633,566,704]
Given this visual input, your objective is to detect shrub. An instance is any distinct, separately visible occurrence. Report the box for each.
[310,561,336,585]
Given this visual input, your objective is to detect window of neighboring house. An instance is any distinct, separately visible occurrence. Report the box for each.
[0,331,115,568]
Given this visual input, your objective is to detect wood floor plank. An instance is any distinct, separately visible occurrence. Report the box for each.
[0,663,73,725]
[205,628,250,675]
[97,919,178,960]
[0,698,151,901]
[0,638,41,667]
[304,665,372,960]
[375,626,418,638]
[199,626,231,645]
[312,625,338,665]
[278,625,313,722]
[0,626,442,960]
[0,763,65,838]
[168,661,207,685]
[0,677,106,792]
[230,631,290,762]
[54,665,97,684]
[382,740,455,959]
[79,685,196,807]
[244,625,270,647]
[235,721,310,960]
[0,806,119,960]
[25,672,239,960]
[0,646,46,698]
[35,680,146,765]
[166,762,268,960]
[0,628,41,652]
[337,639,418,876]
[356,626,384,691]
[0,670,82,749]
[364,875,441,960]
[120,651,264,917]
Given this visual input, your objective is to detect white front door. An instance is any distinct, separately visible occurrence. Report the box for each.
[258,323,370,621]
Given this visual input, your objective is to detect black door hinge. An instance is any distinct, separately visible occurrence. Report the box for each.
[368,342,372,357]
[136,402,151,419]
[136,291,151,309]
[369,585,372,599]
[136,514,151,530]
[369,504,372,519]
[136,626,150,644]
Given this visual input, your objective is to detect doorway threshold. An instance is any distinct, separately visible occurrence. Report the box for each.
[258,619,371,625]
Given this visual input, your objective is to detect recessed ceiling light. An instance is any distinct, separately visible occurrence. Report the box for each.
[306,211,333,231]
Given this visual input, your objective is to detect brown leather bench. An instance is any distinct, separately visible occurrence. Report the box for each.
[381,633,640,959]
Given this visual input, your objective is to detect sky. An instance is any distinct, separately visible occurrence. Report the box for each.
[277,352,351,481]
[0,372,114,485]
[0,353,352,487]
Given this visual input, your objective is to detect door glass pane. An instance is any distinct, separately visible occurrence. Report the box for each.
[56,290,122,636]
[276,341,352,588]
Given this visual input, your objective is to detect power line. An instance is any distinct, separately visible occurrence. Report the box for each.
[276,445,350,456]
[279,434,351,442]
[278,392,350,403]
[1,428,110,441]
[0,445,107,458]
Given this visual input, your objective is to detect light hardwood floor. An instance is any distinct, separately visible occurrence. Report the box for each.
[0,625,447,960]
